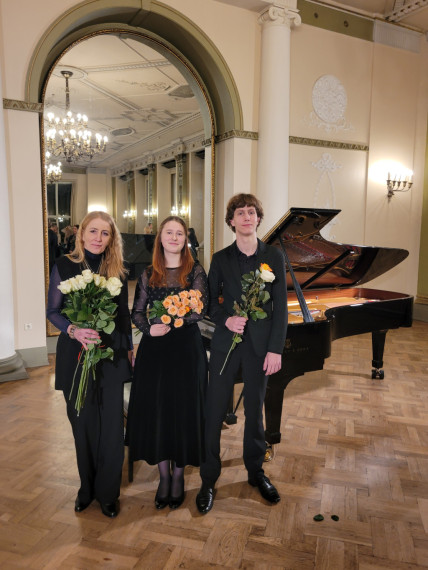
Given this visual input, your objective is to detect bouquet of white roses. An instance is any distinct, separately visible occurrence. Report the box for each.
[58,269,123,414]
[220,263,275,374]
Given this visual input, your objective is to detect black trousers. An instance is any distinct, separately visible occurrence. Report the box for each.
[200,339,268,486]
[65,377,124,504]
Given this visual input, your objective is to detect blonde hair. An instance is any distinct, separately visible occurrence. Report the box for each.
[68,211,127,279]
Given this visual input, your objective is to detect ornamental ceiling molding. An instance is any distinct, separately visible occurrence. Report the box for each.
[290,136,368,151]
[216,130,258,143]
[111,132,206,176]
[3,98,43,113]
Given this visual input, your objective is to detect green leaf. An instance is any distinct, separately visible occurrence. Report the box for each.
[103,321,115,335]
[235,336,243,344]
[96,320,107,329]
[77,310,88,321]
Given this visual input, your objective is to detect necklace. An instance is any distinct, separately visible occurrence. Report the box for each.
[82,257,102,274]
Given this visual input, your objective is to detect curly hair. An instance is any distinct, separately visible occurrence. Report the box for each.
[68,211,127,279]
[225,193,264,232]
[149,216,194,288]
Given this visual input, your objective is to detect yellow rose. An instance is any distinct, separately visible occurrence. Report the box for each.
[58,280,72,294]
[93,273,101,286]
[81,269,93,283]
[99,276,107,288]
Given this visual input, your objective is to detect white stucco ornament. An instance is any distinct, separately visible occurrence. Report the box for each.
[308,75,352,133]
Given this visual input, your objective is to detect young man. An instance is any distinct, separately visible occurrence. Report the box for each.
[196,193,288,514]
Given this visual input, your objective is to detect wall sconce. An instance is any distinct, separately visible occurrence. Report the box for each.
[123,209,136,219]
[387,172,413,199]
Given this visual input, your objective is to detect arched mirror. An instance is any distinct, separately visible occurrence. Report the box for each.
[42,32,215,335]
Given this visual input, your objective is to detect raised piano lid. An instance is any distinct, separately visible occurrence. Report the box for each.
[262,207,409,289]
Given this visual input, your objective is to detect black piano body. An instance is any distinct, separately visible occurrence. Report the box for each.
[199,208,413,445]
[122,232,155,280]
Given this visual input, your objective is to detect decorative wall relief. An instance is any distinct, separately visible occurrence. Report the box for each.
[312,152,342,240]
[306,75,353,134]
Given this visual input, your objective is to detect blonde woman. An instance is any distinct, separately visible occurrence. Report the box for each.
[47,211,133,518]
[126,216,208,510]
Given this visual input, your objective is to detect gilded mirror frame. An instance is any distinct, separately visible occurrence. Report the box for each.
[41,29,216,336]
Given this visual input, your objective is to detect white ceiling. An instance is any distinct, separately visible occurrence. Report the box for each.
[44,35,203,171]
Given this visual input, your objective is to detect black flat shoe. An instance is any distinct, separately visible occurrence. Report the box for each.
[169,486,185,510]
[99,500,119,518]
[248,475,280,504]
[155,490,170,510]
[74,497,92,512]
[196,484,214,514]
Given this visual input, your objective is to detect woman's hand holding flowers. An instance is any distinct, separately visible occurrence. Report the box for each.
[72,327,100,350]
[150,323,171,337]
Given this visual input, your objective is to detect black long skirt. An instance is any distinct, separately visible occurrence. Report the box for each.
[126,323,208,468]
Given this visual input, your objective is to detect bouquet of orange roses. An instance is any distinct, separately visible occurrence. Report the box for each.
[148,289,203,328]
[220,262,275,374]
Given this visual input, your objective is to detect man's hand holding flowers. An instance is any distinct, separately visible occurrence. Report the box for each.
[220,263,276,375]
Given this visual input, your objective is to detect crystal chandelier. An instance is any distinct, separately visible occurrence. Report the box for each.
[45,70,108,163]
[45,151,62,183]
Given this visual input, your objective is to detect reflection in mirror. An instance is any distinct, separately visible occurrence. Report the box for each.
[43,32,214,334]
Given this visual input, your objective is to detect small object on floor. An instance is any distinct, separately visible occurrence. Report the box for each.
[331,514,339,521]
[313,514,324,521]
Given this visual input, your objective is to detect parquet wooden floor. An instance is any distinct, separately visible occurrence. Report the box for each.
[1,321,428,569]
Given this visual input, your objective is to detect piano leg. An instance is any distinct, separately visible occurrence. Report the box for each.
[371,329,387,379]
[264,374,294,445]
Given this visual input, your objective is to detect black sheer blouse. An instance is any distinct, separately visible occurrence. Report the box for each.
[131,263,208,336]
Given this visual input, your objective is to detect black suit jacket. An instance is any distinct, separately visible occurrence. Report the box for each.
[208,239,288,357]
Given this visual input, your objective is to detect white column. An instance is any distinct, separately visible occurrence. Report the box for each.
[0,65,28,381]
[256,0,301,235]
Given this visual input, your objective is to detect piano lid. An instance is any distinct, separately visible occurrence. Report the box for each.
[262,208,409,290]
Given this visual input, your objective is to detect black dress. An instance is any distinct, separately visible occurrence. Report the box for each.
[126,262,208,468]
[46,251,132,504]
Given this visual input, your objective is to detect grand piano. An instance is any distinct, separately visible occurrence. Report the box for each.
[198,207,413,446]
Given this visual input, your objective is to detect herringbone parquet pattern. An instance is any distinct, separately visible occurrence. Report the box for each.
[1,321,428,569]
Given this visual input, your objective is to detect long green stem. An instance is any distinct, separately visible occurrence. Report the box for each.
[219,333,241,375]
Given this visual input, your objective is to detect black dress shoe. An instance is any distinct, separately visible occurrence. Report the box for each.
[169,488,185,510]
[74,497,92,512]
[248,475,280,504]
[155,490,170,510]
[196,484,214,514]
[99,500,119,518]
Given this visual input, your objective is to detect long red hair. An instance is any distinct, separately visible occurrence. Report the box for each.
[149,216,194,288]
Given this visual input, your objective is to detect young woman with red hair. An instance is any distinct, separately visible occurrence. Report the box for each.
[126,216,208,509]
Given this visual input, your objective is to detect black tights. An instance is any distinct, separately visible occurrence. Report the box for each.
[157,460,184,498]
